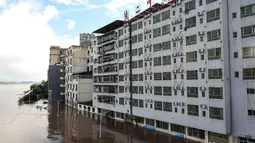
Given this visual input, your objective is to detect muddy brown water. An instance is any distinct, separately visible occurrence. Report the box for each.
[0,84,199,143]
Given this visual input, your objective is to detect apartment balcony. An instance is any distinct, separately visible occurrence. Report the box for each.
[97,31,117,45]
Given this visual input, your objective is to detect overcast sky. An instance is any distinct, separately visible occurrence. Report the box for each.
[0,0,162,82]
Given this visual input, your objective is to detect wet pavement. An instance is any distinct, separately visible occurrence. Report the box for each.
[0,84,199,143]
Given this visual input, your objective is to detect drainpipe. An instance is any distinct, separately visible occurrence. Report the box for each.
[129,21,133,121]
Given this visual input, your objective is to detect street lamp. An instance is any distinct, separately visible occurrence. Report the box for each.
[99,111,110,139]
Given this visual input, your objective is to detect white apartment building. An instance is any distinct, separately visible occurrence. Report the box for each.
[92,1,255,143]
[65,45,92,107]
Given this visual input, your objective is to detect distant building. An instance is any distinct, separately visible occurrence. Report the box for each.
[48,46,66,102]
[49,46,66,65]
[65,45,93,107]
[48,65,65,102]
[79,33,96,47]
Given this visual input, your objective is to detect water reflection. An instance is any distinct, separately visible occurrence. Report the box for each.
[47,103,199,143]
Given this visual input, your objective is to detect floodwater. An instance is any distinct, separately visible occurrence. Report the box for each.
[0,84,199,143]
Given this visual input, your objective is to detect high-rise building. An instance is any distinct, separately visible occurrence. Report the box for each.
[92,1,255,143]
[65,45,93,107]
[79,33,96,47]
[48,46,66,102]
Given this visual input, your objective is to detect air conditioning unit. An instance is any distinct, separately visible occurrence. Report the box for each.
[179,102,185,106]
[179,86,184,90]
[173,53,178,57]
[173,86,179,90]
[198,31,205,36]
[173,102,178,106]
[149,99,153,103]
[184,9,189,14]
[173,69,178,73]
[178,36,183,41]
[200,86,206,91]
[125,97,129,100]
[177,0,182,5]
[178,52,183,56]
[172,20,176,25]
[199,67,205,72]
[198,11,204,16]
[199,49,205,53]
[172,2,176,7]
[200,104,207,109]
[179,69,184,73]
[172,37,177,41]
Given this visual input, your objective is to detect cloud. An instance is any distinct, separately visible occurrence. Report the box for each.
[0,1,78,81]
[0,0,5,6]
[50,0,89,5]
[65,19,76,30]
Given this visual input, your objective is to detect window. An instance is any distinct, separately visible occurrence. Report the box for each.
[162,41,171,50]
[199,0,202,6]
[174,90,177,95]
[154,57,162,66]
[119,63,124,70]
[234,52,238,58]
[154,101,163,110]
[163,87,172,96]
[138,60,143,68]
[163,55,171,65]
[247,88,255,94]
[200,36,203,42]
[209,107,223,120]
[187,87,198,98]
[173,10,175,16]
[119,97,124,105]
[153,14,161,23]
[131,61,138,69]
[163,72,171,80]
[139,86,143,94]
[188,104,199,116]
[132,74,139,81]
[235,71,239,78]
[118,40,124,47]
[131,35,138,43]
[139,100,144,107]
[119,52,124,59]
[139,74,143,81]
[208,69,222,79]
[206,0,217,4]
[208,132,229,140]
[171,124,185,134]
[232,12,237,18]
[186,35,197,45]
[202,91,205,97]
[138,21,143,29]
[131,23,137,31]
[173,26,176,32]
[118,29,123,36]
[185,16,196,29]
[200,18,203,24]
[153,28,161,37]
[209,87,223,99]
[207,29,221,41]
[174,74,177,80]
[132,99,138,107]
[201,54,204,60]
[207,8,220,22]
[233,32,237,38]
[153,43,161,52]
[181,74,184,79]
[138,33,143,42]
[180,8,182,13]
[162,24,171,35]
[138,47,143,55]
[241,4,255,18]
[146,118,154,126]
[132,86,138,94]
[162,10,170,20]
[187,70,198,80]
[173,42,176,47]
[243,47,255,59]
[241,25,255,38]
[188,127,205,139]
[156,120,169,130]
[149,20,151,24]
[163,102,172,112]
[248,110,255,116]
[186,51,197,62]
[175,108,177,112]
[208,48,221,60]
[181,57,183,62]
[185,0,196,11]
[154,86,162,95]
[180,24,183,29]
[154,73,162,80]
[243,68,255,80]
[119,75,124,81]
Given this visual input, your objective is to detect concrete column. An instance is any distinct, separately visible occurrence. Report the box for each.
[205,131,209,143]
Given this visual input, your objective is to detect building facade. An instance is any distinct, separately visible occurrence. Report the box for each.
[49,46,66,65]
[79,33,96,47]
[92,1,255,143]
[65,45,93,107]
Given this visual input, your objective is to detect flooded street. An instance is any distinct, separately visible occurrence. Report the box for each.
[0,84,198,143]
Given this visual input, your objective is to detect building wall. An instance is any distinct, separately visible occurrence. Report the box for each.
[77,79,93,103]
[48,65,65,102]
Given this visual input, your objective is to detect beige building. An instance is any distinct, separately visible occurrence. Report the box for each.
[49,46,66,65]
[79,33,96,47]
